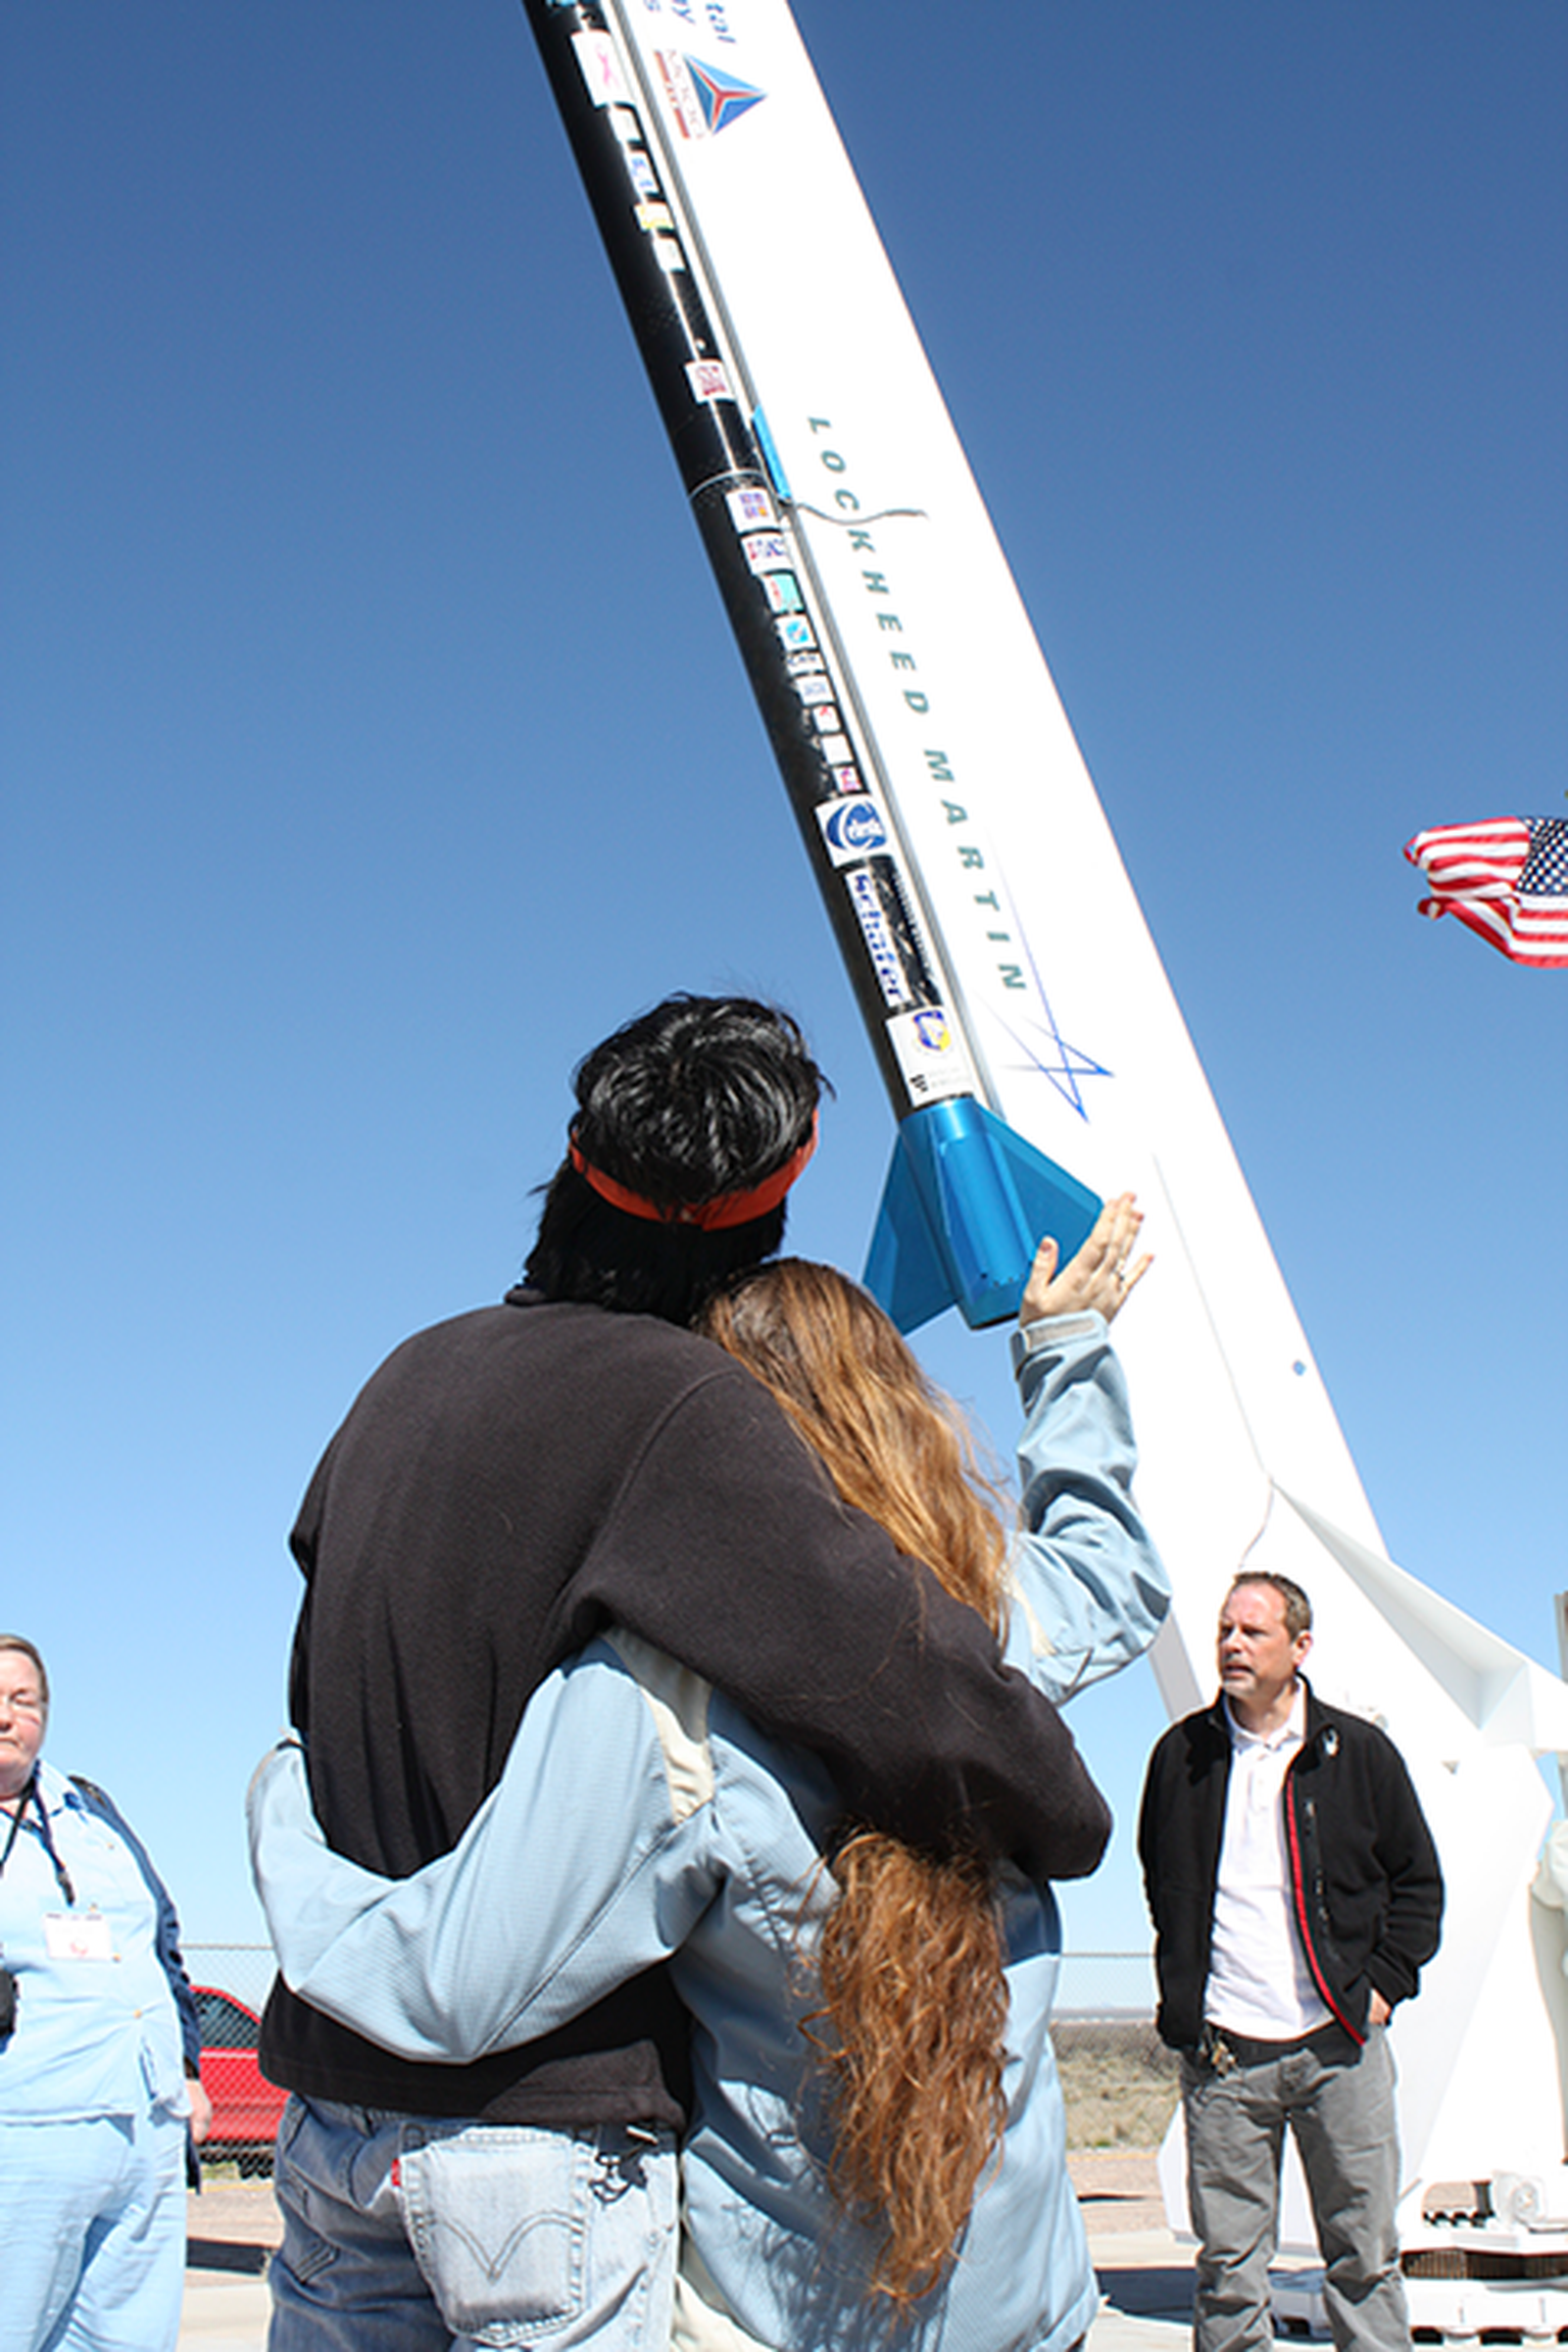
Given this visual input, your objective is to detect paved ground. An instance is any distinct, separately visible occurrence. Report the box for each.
[180,2156,1201,2347]
[181,2180,274,2346]
[1071,2154,1199,2352]
[1071,2149,1175,2240]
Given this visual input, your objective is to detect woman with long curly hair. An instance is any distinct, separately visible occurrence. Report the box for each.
[700,1255,1027,2307]
[250,1199,1167,2350]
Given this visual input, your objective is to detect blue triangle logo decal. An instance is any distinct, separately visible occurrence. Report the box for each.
[686,58,765,133]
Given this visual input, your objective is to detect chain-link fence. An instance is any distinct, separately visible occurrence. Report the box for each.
[185,1945,1175,2163]
[1056,1949,1157,2017]
[188,1944,277,2018]
[185,1948,286,2178]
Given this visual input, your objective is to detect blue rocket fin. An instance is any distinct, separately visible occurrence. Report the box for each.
[862,1127,957,1335]
[864,1098,1102,1335]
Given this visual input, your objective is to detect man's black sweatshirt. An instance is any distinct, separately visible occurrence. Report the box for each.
[261,1291,1108,2123]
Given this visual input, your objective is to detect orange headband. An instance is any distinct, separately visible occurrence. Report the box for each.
[568,1112,818,1232]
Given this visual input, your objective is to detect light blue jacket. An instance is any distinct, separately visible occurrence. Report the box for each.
[250,1311,1167,2352]
[0,1760,193,2123]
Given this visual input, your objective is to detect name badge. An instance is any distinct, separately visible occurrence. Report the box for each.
[43,1911,115,1961]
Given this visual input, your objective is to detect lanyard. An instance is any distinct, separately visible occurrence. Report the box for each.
[0,1777,76,1907]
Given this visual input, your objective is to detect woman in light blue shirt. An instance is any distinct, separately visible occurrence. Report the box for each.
[252,1205,1164,2351]
[0,1635,211,2352]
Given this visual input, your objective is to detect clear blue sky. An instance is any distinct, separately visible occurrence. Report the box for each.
[3,1,1563,1960]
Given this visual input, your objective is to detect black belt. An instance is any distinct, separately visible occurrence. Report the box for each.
[1212,2020,1355,2068]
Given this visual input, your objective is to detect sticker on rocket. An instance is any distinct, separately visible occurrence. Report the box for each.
[762,573,805,613]
[570,30,632,108]
[654,52,766,142]
[687,359,734,405]
[792,669,834,707]
[844,860,937,1013]
[634,201,676,235]
[774,614,816,654]
[886,1007,977,1104]
[624,150,660,199]
[726,486,775,532]
[685,60,766,135]
[815,797,889,866]
[847,870,913,1009]
[653,51,705,140]
[739,530,791,574]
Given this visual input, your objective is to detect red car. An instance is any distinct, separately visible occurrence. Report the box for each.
[193,1984,287,2175]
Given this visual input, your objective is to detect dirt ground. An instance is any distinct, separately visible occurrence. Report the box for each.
[1055,2020,1182,2153]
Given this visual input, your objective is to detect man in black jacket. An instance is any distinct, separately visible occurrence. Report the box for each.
[263,993,1110,2352]
[1139,1571,1443,2352]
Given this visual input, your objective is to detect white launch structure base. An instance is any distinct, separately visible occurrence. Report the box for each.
[522,8,1568,2336]
[1271,2253,1568,2349]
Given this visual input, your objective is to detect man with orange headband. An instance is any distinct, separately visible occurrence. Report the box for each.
[260,994,1112,2352]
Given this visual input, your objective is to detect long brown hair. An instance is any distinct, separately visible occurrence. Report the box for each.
[700,1260,1012,2306]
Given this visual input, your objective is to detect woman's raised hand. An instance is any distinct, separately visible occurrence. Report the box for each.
[1019,1193,1151,1328]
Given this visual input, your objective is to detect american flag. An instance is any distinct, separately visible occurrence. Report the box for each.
[1403,815,1568,969]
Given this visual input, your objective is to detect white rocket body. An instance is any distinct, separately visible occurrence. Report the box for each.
[532,0,1568,2305]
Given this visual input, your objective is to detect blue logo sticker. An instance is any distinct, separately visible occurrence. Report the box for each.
[686,59,766,133]
[823,800,888,857]
[847,870,908,1006]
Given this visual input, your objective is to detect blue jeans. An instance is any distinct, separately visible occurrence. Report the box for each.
[269,2095,677,2351]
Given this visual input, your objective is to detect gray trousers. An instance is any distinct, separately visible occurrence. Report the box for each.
[1182,2028,1409,2352]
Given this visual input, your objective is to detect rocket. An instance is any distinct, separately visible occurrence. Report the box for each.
[516,2,1568,2286]
[521,0,1099,1330]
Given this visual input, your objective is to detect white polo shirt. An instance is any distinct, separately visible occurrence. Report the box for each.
[1202,1685,1331,2039]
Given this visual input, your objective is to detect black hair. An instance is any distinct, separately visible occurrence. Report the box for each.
[524,995,827,1326]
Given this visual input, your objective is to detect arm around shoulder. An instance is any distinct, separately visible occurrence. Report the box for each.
[584,1362,1112,1882]
[247,1643,722,2061]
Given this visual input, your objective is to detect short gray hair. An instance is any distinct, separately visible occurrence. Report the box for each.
[1225,1574,1311,1641]
[0,1636,49,1715]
